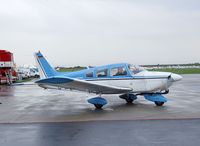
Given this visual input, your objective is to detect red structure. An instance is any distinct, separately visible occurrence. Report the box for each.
[0,50,17,84]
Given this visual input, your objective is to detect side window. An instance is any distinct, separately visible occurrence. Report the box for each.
[86,72,93,78]
[97,69,108,77]
[111,67,127,76]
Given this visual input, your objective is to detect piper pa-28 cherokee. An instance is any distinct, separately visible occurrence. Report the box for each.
[35,51,182,109]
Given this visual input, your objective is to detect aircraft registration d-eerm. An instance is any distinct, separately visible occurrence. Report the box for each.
[34,51,182,109]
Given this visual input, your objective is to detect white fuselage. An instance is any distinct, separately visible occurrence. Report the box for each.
[87,71,181,93]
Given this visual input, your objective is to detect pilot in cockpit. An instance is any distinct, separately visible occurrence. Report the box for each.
[115,67,127,76]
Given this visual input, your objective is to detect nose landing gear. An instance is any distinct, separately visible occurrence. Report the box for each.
[144,94,167,106]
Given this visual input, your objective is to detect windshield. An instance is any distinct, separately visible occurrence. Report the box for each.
[128,64,145,74]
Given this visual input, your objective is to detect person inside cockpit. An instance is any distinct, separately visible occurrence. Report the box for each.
[115,67,127,76]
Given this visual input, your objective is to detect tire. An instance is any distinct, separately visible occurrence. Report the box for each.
[155,101,164,106]
[94,104,103,109]
[125,98,133,103]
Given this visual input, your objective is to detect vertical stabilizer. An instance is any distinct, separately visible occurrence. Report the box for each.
[34,51,57,79]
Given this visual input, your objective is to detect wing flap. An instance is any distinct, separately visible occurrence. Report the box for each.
[35,77,132,94]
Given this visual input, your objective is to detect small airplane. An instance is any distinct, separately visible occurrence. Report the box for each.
[34,51,182,109]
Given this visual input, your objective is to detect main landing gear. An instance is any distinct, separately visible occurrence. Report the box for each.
[119,94,137,103]
[154,101,165,106]
[87,97,108,109]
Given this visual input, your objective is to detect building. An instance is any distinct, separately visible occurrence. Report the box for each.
[0,50,17,84]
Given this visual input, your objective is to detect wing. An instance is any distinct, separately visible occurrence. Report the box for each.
[35,76,132,94]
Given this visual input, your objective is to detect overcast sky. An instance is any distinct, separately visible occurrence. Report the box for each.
[0,0,200,67]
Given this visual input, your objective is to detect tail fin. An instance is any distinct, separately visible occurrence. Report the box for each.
[34,51,58,79]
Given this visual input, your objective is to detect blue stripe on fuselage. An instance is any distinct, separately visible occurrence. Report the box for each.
[36,76,168,85]
[83,76,168,81]
[36,77,73,84]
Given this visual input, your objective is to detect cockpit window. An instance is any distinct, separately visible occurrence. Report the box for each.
[86,72,93,78]
[128,64,145,74]
[111,67,127,76]
[97,69,108,77]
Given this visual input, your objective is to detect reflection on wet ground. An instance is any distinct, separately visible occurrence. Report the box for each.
[0,74,200,123]
[1,119,200,146]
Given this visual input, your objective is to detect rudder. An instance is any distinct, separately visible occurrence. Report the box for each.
[34,51,57,79]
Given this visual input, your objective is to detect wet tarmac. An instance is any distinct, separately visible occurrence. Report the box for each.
[1,119,200,146]
[0,74,200,145]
